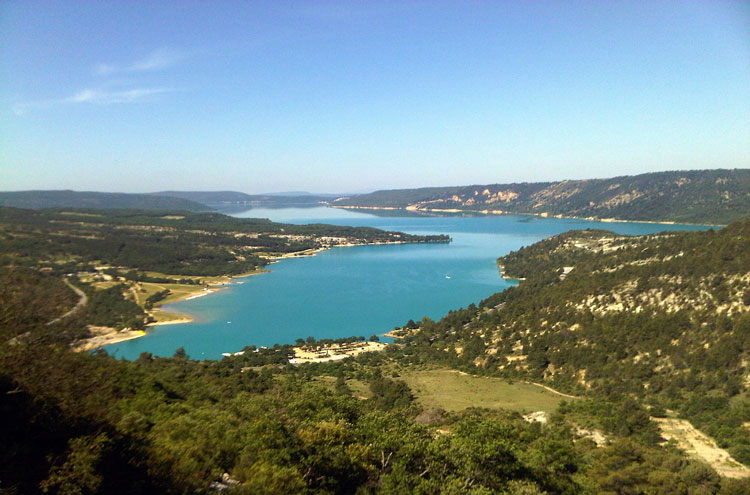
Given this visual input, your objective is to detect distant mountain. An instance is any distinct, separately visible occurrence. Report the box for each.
[332,169,750,224]
[152,190,256,203]
[153,190,333,206]
[262,191,339,198]
[0,190,210,211]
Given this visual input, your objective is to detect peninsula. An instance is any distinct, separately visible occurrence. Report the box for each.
[0,207,449,349]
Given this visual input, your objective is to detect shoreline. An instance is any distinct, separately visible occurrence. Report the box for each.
[267,238,433,262]
[330,205,725,227]
[147,314,194,326]
[73,209,712,353]
[73,240,427,351]
[383,327,421,339]
[73,329,147,352]
[146,268,269,320]
[73,270,268,351]
[269,247,327,260]
[497,265,525,282]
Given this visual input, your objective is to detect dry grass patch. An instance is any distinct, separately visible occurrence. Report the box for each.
[319,367,570,414]
[400,368,569,413]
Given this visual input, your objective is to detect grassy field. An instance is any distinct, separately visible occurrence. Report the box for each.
[399,369,570,413]
[139,269,266,285]
[149,308,193,324]
[133,282,215,324]
[137,282,207,305]
[316,367,572,414]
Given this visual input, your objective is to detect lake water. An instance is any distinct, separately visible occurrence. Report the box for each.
[105,208,710,360]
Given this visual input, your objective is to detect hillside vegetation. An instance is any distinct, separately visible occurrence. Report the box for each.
[403,219,750,466]
[0,207,447,343]
[332,169,750,224]
[0,190,211,211]
[2,268,749,494]
[2,211,750,492]
[0,207,448,277]
[3,205,750,493]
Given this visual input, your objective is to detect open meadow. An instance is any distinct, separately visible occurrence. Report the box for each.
[321,367,572,414]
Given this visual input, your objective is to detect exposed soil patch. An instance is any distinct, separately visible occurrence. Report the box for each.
[653,417,750,478]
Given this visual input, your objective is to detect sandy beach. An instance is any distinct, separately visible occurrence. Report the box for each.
[71,241,408,352]
[73,328,147,352]
[71,277,238,351]
[147,315,194,326]
[270,248,327,260]
[184,289,219,300]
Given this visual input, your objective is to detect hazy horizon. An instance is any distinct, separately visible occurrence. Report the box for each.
[2,1,748,193]
[2,167,750,198]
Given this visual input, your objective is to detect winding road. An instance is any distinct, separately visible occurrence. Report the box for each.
[46,278,88,325]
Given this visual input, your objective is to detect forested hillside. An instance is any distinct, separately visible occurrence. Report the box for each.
[332,169,750,224]
[0,190,211,211]
[0,207,448,276]
[2,214,750,492]
[402,219,750,466]
[2,262,750,494]
[0,206,448,345]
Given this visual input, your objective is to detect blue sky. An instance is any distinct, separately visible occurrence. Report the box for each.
[1,1,748,194]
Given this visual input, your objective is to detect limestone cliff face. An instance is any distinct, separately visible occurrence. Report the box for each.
[332,169,750,224]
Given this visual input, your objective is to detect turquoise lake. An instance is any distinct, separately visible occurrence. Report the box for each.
[105,208,710,360]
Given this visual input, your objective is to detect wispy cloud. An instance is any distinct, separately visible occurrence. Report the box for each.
[66,87,176,104]
[10,47,186,115]
[95,48,186,75]
[10,87,177,115]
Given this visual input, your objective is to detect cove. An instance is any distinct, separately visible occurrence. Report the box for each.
[104,208,711,360]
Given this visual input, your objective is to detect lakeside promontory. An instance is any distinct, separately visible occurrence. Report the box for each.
[0,207,449,349]
[331,169,750,225]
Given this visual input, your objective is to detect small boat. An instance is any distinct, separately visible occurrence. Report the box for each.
[445,275,451,279]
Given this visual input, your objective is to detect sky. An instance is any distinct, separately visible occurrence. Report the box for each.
[1,1,748,194]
